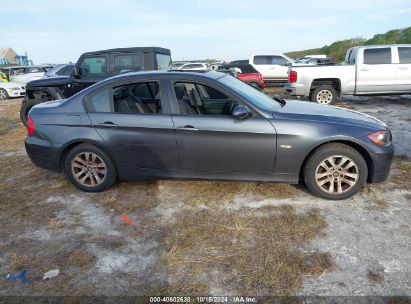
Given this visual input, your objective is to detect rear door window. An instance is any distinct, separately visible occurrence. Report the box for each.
[363,48,391,64]
[398,47,411,64]
[253,56,270,65]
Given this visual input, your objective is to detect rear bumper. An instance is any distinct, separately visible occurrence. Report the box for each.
[25,138,62,173]
[283,84,308,97]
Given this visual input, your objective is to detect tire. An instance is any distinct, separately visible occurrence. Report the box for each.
[20,99,45,127]
[248,81,261,90]
[303,143,368,200]
[311,85,337,105]
[65,144,117,192]
[0,88,9,100]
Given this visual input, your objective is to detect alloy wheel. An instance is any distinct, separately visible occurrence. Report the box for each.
[71,152,107,187]
[315,155,359,195]
[316,89,333,104]
[0,89,7,100]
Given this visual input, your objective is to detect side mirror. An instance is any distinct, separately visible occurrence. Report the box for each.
[73,67,80,79]
[79,68,88,76]
[232,104,252,119]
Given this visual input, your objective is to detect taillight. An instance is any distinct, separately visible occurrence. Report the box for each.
[258,73,263,80]
[27,115,35,136]
[368,130,391,146]
[289,70,297,83]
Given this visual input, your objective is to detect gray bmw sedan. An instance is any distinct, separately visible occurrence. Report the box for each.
[25,71,394,200]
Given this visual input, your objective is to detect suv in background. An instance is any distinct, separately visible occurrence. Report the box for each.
[21,47,171,126]
[249,54,293,83]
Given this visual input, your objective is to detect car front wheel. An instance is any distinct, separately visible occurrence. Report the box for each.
[65,144,117,192]
[304,143,368,200]
[0,89,9,100]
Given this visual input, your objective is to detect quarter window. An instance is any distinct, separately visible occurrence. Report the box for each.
[156,54,171,70]
[79,56,107,76]
[398,47,411,64]
[363,48,391,64]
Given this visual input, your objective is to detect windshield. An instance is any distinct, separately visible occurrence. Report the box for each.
[219,75,281,112]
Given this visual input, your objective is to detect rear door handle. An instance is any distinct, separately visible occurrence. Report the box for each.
[97,122,118,128]
[177,125,199,132]
[399,67,408,70]
[360,68,370,71]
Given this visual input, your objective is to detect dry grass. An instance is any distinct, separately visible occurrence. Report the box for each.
[158,207,332,295]
[47,218,64,230]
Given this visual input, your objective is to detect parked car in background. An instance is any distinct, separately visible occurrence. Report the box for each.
[169,62,186,70]
[179,63,209,71]
[285,44,411,104]
[219,62,265,89]
[0,81,25,100]
[249,54,293,83]
[25,71,393,200]
[20,47,171,126]
[43,64,75,78]
[1,66,47,85]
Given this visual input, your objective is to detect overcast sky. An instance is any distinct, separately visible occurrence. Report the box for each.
[1,0,411,64]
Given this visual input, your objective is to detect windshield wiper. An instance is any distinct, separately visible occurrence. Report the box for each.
[271,94,286,106]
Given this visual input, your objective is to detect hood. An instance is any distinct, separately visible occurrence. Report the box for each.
[0,81,24,89]
[276,99,386,128]
[26,76,70,88]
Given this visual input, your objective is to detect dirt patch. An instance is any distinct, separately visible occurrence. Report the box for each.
[368,270,385,284]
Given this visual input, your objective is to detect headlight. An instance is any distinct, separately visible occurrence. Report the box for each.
[368,130,391,146]
[11,87,20,90]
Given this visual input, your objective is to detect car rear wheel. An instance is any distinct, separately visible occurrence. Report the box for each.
[304,143,368,200]
[0,89,9,100]
[311,85,337,105]
[65,144,117,192]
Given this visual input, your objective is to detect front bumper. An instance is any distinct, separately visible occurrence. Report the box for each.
[368,145,394,183]
[6,89,25,97]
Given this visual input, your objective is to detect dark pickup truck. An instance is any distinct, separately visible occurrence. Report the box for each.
[21,47,171,126]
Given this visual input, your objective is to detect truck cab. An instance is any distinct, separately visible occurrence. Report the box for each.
[21,47,171,126]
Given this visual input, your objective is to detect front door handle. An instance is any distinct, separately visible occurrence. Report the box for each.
[399,66,408,70]
[97,121,118,128]
[177,125,199,132]
[360,68,370,71]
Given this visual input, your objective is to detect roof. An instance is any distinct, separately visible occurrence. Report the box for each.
[0,48,13,59]
[350,44,411,50]
[82,47,171,56]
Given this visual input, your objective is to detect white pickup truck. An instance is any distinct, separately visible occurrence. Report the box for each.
[284,44,411,104]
